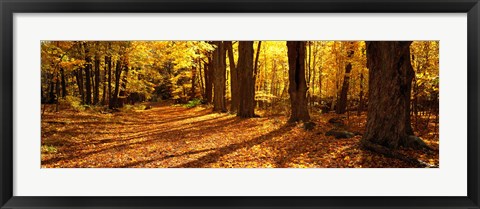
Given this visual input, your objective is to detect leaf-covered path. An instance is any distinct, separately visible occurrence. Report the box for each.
[41,103,439,168]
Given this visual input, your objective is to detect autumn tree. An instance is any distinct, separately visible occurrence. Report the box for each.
[204,56,214,103]
[83,42,93,105]
[93,46,101,105]
[286,41,310,122]
[212,41,227,112]
[361,41,424,150]
[237,41,256,118]
[225,41,239,112]
[336,42,354,114]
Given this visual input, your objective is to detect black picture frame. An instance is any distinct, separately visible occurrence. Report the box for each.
[1,0,479,208]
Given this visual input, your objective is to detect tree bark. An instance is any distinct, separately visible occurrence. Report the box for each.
[120,65,129,97]
[286,41,310,123]
[198,59,205,96]
[190,66,197,100]
[60,68,67,98]
[107,56,112,106]
[204,57,213,104]
[358,70,364,116]
[83,43,92,105]
[225,41,239,113]
[93,54,100,105]
[102,56,108,105]
[362,41,417,149]
[253,41,262,94]
[110,59,122,109]
[237,41,255,118]
[336,42,355,114]
[212,41,227,112]
[75,68,84,103]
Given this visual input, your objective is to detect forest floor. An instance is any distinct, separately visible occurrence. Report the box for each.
[41,102,439,168]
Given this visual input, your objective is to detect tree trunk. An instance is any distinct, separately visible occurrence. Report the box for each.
[110,59,122,109]
[55,73,60,111]
[198,59,207,99]
[93,54,100,105]
[190,66,197,100]
[318,66,322,105]
[237,41,255,118]
[225,41,239,113]
[102,56,108,105]
[362,41,417,149]
[286,41,310,123]
[358,71,364,116]
[336,42,355,114]
[253,41,262,89]
[212,41,227,112]
[60,68,67,98]
[107,56,112,106]
[76,68,84,103]
[120,65,129,97]
[404,47,415,136]
[84,43,92,105]
[198,59,205,97]
[204,57,213,104]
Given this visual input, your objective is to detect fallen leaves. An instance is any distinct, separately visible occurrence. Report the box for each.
[41,103,439,168]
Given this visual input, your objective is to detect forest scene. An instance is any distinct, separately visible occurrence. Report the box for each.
[41,41,439,168]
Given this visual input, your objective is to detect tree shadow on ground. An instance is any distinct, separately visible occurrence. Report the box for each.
[174,124,295,168]
[41,114,261,167]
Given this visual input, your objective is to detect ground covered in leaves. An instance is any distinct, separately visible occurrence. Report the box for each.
[41,102,439,168]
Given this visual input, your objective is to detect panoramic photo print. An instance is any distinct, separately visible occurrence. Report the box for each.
[41,41,439,168]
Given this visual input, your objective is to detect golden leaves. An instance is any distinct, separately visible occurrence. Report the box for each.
[41,104,439,168]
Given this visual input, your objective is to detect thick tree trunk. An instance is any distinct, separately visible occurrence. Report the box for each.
[362,41,417,149]
[336,42,354,114]
[286,41,310,123]
[404,48,415,135]
[212,41,227,112]
[110,59,122,109]
[225,41,239,113]
[237,41,255,118]
[93,54,100,105]
[60,68,67,98]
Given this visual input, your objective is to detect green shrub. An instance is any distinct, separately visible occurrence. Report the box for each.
[184,99,202,108]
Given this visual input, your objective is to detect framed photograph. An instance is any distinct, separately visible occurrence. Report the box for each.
[1,0,479,208]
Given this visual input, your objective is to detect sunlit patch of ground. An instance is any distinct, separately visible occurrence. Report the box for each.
[41,103,439,168]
